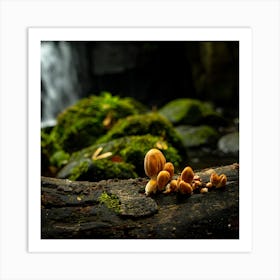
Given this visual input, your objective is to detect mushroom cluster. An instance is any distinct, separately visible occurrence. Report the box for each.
[143,148,227,196]
[207,172,227,189]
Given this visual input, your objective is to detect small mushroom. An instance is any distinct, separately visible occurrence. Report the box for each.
[216,174,227,188]
[164,179,178,194]
[210,172,220,186]
[157,170,171,192]
[192,181,202,191]
[163,162,174,178]
[144,148,166,195]
[200,187,208,194]
[178,181,193,195]
[209,172,227,188]
[181,166,194,184]
[192,175,202,190]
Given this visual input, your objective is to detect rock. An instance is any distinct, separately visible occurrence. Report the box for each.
[175,125,219,148]
[218,132,239,154]
[159,98,221,126]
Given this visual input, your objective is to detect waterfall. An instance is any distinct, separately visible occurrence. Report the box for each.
[41,41,81,128]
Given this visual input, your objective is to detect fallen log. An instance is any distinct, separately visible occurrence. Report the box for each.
[41,163,239,239]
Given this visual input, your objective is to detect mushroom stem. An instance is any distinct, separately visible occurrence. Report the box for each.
[145,179,157,196]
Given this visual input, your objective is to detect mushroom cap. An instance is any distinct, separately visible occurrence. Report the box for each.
[178,181,193,195]
[157,170,171,191]
[210,172,220,186]
[216,174,227,188]
[170,179,179,192]
[200,187,208,194]
[181,166,194,183]
[163,162,175,178]
[144,148,166,179]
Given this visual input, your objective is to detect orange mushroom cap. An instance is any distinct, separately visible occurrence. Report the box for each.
[181,166,194,183]
[144,148,166,179]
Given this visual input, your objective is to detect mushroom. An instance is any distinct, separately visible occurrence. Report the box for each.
[181,166,194,184]
[210,172,220,186]
[192,174,202,191]
[144,148,166,195]
[178,181,193,195]
[164,179,179,194]
[216,174,227,188]
[163,162,174,178]
[157,170,171,192]
[209,172,227,188]
[145,179,158,195]
[200,187,208,194]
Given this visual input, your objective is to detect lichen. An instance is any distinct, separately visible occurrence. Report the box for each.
[98,192,121,214]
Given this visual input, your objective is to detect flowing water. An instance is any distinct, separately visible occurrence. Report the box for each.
[41,42,81,127]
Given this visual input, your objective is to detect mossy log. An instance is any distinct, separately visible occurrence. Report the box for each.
[41,163,239,239]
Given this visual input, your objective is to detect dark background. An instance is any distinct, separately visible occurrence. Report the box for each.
[41,41,239,126]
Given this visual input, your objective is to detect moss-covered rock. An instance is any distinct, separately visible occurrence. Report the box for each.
[57,135,183,181]
[41,127,70,175]
[57,157,137,181]
[49,92,147,153]
[159,98,223,126]
[175,125,219,148]
[97,112,185,156]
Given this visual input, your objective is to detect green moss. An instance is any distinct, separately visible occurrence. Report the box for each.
[118,135,182,175]
[97,112,185,155]
[57,135,183,180]
[49,92,146,153]
[98,192,121,214]
[68,159,90,181]
[42,127,69,173]
[58,156,137,181]
[49,150,70,168]
[89,160,138,181]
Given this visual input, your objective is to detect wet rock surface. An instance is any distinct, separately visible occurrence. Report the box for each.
[41,163,239,239]
[218,132,239,154]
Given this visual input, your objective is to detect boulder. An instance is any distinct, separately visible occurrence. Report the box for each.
[159,98,221,126]
[175,125,219,148]
[218,132,239,154]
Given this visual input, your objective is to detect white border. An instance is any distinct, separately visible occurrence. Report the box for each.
[28,27,252,253]
[1,1,279,279]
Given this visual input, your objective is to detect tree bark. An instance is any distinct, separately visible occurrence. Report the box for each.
[41,163,239,239]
